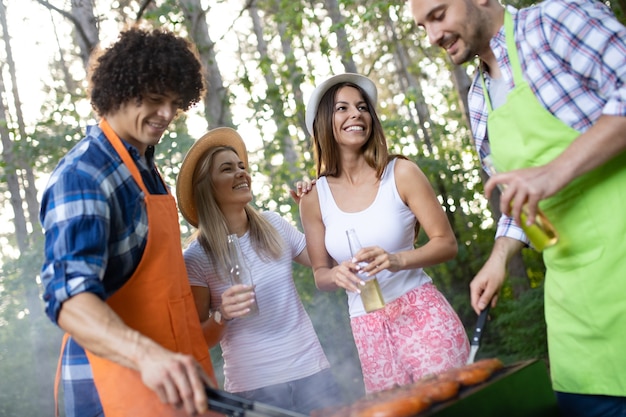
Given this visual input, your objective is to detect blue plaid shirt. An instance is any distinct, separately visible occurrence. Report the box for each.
[468,0,626,242]
[40,124,167,416]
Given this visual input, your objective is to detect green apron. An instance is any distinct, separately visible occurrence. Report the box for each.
[482,10,626,395]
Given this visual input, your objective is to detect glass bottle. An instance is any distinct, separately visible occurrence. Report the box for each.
[226,234,259,318]
[483,155,559,252]
[346,229,385,313]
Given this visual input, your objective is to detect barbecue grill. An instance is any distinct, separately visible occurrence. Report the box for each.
[205,359,559,417]
[422,359,559,417]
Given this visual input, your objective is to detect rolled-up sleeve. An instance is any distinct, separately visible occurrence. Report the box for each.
[495,214,531,246]
[40,168,108,323]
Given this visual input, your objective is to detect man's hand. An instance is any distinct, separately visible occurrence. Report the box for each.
[469,258,506,315]
[58,293,214,416]
[483,114,626,228]
[137,343,213,415]
[469,237,524,315]
[484,164,561,230]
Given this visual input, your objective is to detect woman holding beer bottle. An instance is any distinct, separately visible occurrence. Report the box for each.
[299,73,470,393]
[176,127,342,414]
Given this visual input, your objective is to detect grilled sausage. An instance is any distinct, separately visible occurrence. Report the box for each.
[415,378,461,402]
[321,359,504,417]
[445,358,504,386]
[353,394,432,417]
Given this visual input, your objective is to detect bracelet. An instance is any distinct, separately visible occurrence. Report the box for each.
[213,306,232,325]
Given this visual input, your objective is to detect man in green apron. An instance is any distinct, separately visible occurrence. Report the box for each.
[410,0,626,416]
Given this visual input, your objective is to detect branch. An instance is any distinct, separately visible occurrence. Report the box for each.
[33,0,97,55]
[136,0,155,22]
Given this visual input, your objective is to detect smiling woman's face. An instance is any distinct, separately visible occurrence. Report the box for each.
[332,85,372,148]
[210,149,253,208]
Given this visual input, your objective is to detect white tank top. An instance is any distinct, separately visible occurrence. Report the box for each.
[316,158,432,318]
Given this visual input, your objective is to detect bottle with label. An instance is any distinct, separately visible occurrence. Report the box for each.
[346,228,385,313]
[226,234,260,318]
[483,156,559,251]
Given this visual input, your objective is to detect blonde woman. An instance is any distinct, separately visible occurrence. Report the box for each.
[176,127,342,415]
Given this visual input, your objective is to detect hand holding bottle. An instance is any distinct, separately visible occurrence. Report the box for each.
[220,284,257,320]
[226,234,259,318]
[346,229,385,313]
[483,156,558,251]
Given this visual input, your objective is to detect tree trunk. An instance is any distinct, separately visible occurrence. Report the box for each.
[387,16,456,230]
[450,63,472,126]
[324,0,357,73]
[178,0,234,128]
[71,0,100,68]
[0,6,28,251]
[273,2,309,149]
[0,0,42,240]
[34,0,99,69]
[0,7,49,412]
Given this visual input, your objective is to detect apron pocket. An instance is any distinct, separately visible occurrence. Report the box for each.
[167,297,193,353]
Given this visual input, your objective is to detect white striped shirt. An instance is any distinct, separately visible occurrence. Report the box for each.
[185,211,330,392]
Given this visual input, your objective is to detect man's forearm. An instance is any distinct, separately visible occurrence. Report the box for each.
[57,292,149,370]
[549,114,626,190]
[490,236,526,266]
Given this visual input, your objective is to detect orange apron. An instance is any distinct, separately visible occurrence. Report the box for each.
[57,119,217,416]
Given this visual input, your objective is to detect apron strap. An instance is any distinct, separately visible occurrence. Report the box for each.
[480,9,522,114]
[99,119,150,196]
[504,9,524,85]
[480,70,494,112]
[54,333,70,417]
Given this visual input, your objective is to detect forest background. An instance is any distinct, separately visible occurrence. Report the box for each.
[1,0,624,416]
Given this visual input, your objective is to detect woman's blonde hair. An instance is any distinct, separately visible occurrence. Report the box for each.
[190,146,283,279]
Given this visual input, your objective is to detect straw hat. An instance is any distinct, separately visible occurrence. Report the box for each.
[176,127,248,227]
[305,73,378,136]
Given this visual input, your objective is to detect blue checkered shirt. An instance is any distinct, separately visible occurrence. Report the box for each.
[468,0,626,242]
[40,124,167,416]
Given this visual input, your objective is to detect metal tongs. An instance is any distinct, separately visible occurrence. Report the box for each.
[205,385,308,417]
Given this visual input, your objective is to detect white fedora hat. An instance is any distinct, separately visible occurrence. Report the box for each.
[305,73,378,135]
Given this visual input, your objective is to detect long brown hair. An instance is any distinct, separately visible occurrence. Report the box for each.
[190,146,283,278]
[311,82,420,240]
[311,82,390,179]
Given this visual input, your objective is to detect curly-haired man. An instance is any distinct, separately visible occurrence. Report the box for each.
[40,27,218,417]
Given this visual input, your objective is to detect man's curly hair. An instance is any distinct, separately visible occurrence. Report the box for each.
[89,27,205,116]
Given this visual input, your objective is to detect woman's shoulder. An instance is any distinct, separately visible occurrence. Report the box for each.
[258,210,279,225]
[391,156,420,178]
[391,157,432,200]
[299,180,321,212]
[183,237,209,259]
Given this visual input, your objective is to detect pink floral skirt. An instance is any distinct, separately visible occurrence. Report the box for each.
[350,283,470,393]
